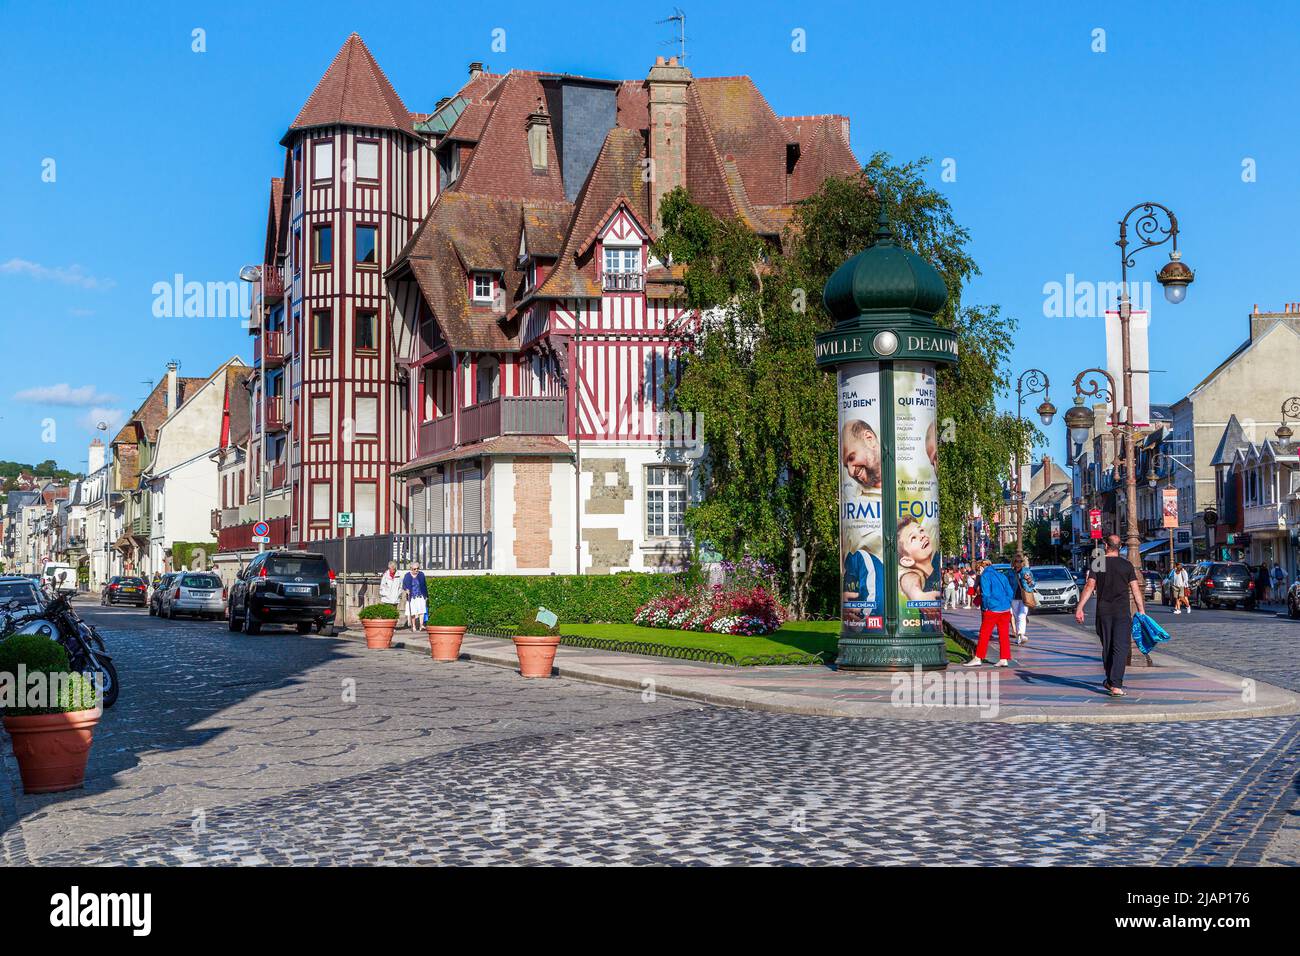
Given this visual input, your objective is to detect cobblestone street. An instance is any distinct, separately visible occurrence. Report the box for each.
[1,601,1297,866]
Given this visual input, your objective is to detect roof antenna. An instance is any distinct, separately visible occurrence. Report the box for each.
[657,8,686,64]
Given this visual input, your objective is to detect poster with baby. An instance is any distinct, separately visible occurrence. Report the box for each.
[892,362,943,636]
[837,364,884,632]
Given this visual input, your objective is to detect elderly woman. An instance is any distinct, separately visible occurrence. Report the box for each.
[400,561,428,633]
[379,560,404,623]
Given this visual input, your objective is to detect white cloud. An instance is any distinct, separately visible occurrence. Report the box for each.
[14,383,118,406]
[0,258,115,291]
[79,407,126,433]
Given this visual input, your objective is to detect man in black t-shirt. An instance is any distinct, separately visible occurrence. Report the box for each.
[1075,535,1145,696]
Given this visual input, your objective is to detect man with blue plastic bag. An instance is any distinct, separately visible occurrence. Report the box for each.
[1075,535,1145,697]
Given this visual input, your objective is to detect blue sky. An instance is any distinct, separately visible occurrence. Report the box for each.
[3,0,1298,471]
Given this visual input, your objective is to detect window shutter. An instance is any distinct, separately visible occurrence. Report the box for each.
[429,471,445,534]
[462,467,482,534]
[409,481,426,534]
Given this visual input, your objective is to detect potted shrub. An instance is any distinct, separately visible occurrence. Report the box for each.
[0,634,100,794]
[513,611,561,678]
[426,604,468,661]
[358,603,400,649]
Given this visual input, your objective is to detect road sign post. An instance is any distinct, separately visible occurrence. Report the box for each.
[337,512,352,629]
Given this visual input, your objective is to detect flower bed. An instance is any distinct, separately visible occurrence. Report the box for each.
[634,583,784,636]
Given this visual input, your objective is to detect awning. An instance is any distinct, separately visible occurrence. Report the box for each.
[393,435,573,478]
[1120,540,1169,560]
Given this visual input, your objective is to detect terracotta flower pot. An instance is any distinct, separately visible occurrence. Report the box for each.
[362,618,397,649]
[3,709,100,794]
[513,634,561,678]
[426,625,467,661]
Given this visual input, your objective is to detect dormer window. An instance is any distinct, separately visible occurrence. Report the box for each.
[439,146,460,191]
[472,273,495,303]
[602,247,643,292]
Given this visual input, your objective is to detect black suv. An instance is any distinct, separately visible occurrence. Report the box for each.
[226,550,337,635]
[102,575,148,607]
[1191,562,1256,610]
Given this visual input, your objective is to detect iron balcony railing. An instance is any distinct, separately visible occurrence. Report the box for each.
[417,395,566,456]
[309,532,492,574]
[603,271,644,292]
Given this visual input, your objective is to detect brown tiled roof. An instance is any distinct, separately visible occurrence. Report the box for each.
[285,34,414,142]
[521,201,571,258]
[537,127,650,298]
[398,193,531,351]
[782,114,858,200]
[393,435,571,475]
[692,76,792,207]
[456,74,567,201]
[225,367,254,447]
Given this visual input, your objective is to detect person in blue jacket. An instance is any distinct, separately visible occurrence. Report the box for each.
[963,559,1015,667]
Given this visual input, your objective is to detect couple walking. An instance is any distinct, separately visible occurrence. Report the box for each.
[963,554,1035,668]
[379,560,431,634]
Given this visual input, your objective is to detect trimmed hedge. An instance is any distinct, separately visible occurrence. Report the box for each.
[427,604,467,627]
[427,573,681,630]
[359,603,400,620]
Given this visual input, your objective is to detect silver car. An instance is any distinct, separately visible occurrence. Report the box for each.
[1028,565,1080,613]
[160,572,226,620]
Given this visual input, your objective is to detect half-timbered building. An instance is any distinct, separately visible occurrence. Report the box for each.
[234,35,858,574]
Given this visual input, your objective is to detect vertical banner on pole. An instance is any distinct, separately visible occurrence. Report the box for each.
[1161,486,1179,528]
[891,363,942,637]
[838,363,884,633]
[1105,309,1151,428]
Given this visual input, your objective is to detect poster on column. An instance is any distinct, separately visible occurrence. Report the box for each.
[838,364,884,632]
[892,362,943,636]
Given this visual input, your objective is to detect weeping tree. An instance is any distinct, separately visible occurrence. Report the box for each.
[655,152,1034,619]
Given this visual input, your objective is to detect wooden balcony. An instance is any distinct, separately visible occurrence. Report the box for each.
[270,461,288,490]
[254,329,286,366]
[261,266,284,302]
[603,271,644,292]
[260,395,287,432]
[416,395,567,457]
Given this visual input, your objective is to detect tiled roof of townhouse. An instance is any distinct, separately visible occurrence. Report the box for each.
[377,40,857,353]
[285,33,416,142]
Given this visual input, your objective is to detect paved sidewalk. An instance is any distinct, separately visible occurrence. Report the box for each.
[331,614,1300,724]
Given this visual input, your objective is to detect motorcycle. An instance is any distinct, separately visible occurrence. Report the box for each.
[1,591,120,709]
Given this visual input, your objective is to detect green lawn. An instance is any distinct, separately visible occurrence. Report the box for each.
[558,619,969,665]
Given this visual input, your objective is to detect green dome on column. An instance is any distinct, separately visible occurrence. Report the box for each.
[822,211,950,323]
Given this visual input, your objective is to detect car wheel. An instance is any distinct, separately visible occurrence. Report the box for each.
[227,605,241,631]
[241,607,262,635]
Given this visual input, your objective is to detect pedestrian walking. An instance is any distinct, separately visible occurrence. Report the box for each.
[379,560,403,622]
[1171,562,1190,614]
[1271,562,1286,607]
[965,565,978,609]
[1009,552,1036,645]
[1075,534,1145,697]
[400,561,428,634]
[964,559,1015,668]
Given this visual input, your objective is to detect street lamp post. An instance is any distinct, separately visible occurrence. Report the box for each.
[1276,396,1300,445]
[1013,369,1056,556]
[1114,203,1195,564]
[239,264,266,553]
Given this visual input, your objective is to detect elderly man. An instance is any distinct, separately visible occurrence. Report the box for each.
[1075,534,1145,697]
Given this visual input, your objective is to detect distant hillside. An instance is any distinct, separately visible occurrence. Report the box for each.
[0,459,82,486]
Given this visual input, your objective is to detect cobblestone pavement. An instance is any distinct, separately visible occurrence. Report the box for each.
[1030,601,1300,865]
[2,602,1297,866]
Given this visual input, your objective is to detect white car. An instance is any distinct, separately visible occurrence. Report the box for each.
[1027,565,1080,613]
[41,562,78,595]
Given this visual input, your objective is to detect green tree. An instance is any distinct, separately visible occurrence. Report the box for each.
[655,153,1033,618]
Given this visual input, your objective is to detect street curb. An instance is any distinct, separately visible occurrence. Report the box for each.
[321,624,1300,725]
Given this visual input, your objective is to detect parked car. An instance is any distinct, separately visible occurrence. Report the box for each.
[101,575,148,607]
[1028,565,1079,613]
[1141,570,1161,601]
[41,562,78,595]
[0,575,46,631]
[161,571,227,620]
[1189,561,1256,610]
[148,573,180,616]
[1072,569,1088,590]
[226,550,337,635]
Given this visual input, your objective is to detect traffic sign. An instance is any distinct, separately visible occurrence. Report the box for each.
[337,512,353,528]
[252,521,270,538]
[252,535,271,544]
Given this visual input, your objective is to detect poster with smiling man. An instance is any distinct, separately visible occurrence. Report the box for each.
[838,367,885,630]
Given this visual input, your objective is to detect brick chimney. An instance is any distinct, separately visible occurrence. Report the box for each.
[647,55,692,228]
[525,97,550,172]
[468,61,484,80]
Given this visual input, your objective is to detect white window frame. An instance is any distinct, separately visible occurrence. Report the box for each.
[355,140,379,181]
[311,482,330,521]
[603,247,641,275]
[472,273,495,303]
[312,140,334,182]
[645,465,688,539]
[354,396,379,437]
[310,396,331,437]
